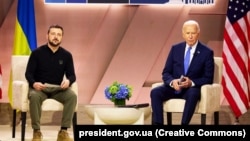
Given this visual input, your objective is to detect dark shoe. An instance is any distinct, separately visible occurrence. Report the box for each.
[32,130,42,141]
[57,130,73,141]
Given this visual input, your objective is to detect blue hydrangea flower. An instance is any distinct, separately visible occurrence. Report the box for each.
[104,81,132,102]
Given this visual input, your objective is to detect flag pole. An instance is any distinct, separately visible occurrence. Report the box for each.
[233,117,240,125]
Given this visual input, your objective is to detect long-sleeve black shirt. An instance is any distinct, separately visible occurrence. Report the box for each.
[25,44,76,88]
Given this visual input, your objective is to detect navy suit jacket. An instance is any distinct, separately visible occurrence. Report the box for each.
[162,41,214,88]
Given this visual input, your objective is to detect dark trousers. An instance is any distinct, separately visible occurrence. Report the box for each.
[150,84,200,125]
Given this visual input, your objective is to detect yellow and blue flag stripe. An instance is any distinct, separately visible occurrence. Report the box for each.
[13,0,37,55]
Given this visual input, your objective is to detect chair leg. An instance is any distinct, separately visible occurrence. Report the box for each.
[151,112,154,124]
[12,109,16,138]
[166,112,172,125]
[201,114,206,125]
[21,112,27,141]
[72,112,77,133]
[72,112,77,140]
[214,111,219,125]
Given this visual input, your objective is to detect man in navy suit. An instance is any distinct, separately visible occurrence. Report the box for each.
[150,20,214,125]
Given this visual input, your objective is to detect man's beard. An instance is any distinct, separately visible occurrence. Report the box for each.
[48,40,60,47]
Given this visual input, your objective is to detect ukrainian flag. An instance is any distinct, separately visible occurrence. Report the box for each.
[8,0,37,106]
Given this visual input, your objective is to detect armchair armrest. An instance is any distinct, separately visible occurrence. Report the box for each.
[70,82,78,95]
[70,82,78,111]
[198,83,222,113]
[152,82,164,89]
[12,80,29,111]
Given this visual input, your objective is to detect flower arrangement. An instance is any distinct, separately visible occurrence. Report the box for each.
[104,81,132,105]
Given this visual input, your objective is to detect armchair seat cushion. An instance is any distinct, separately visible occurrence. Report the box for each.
[42,99,64,111]
[163,99,185,112]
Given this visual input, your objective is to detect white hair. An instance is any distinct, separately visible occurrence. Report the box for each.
[182,20,200,33]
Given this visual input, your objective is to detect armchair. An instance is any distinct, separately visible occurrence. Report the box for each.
[151,57,223,125]
[11,55,78,141]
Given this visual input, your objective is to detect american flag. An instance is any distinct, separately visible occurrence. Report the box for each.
[222,0,250,118]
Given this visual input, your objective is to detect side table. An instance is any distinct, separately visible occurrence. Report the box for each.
[84,103,151,125]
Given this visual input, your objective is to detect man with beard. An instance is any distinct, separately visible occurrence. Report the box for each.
[25,24,77,141]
